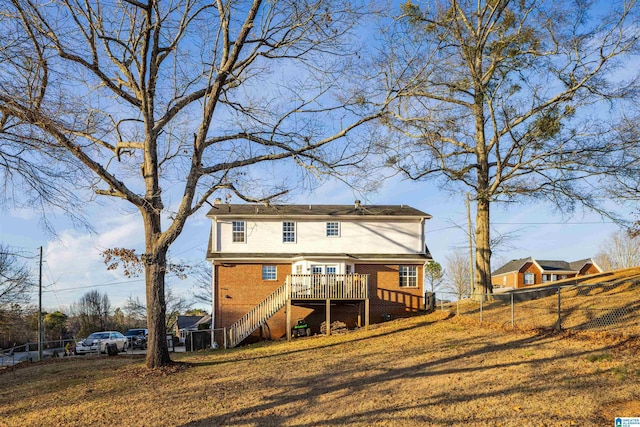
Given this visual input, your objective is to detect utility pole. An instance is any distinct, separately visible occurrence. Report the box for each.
[38,246,43,362]
[466,193,475,298]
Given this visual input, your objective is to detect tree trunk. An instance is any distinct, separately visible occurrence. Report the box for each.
[475,197,493,300]
[143,211,171,368]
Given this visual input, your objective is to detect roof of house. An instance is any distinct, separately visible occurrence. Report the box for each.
[491,258,532,275]
[176,315,208,330]
[535,260,573,271]
[569,259,595,271]
[492,257,597,275]
[206,203,431,218]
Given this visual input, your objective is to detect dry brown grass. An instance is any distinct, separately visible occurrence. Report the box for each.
[1,310,640,427]
[458,267,640,335]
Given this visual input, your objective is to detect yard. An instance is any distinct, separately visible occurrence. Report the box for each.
[1,310,639,426]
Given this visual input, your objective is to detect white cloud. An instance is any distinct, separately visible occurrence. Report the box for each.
[40,213,147,310]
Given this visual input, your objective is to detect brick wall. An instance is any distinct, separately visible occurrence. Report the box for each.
[579,264,600,275]
[356,263,424,322]
[215,262,426,342]
[493,272,521,289]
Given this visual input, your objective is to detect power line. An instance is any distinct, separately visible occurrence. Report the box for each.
[41,278,145,293]
[492,221,617,225]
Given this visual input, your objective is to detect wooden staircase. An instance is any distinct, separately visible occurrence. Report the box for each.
[226,281,289,348]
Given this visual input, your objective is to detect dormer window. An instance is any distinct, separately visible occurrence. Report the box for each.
[524,272,534,285]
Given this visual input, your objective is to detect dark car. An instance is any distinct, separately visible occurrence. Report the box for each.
[125,328,148,349]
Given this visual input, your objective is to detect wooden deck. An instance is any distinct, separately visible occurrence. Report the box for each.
[285,273,370,341]
[288,273,369,300]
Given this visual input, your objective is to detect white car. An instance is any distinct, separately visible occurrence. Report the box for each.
[75,331,128,355]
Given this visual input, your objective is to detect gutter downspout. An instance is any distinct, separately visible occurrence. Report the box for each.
[420,217,426,254]
[211,217,217,348]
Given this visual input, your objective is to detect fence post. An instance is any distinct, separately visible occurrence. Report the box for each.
[556,287,562,331]
[511,292,514,328]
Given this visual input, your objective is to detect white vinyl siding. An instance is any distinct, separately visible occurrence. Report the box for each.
[215,219,423,254]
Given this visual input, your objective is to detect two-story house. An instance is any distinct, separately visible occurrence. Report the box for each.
[206,202,432,347]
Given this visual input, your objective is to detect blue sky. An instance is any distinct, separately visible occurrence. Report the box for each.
[1,0,635,313]
[1,173,625,312]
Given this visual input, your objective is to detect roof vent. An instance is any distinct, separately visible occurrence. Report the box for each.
[354,200,361,209]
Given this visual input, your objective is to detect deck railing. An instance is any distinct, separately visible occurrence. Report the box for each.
[288,273,369,300]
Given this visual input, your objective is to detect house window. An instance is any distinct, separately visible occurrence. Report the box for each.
[232,221,245,243]
[262,265,277,281]
[524,272,534,285]
[542,274,549,283]
[399,265,417,288]
[282,221,296,243]
[326,222,340,237]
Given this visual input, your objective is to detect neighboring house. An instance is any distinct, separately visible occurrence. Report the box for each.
[206,202,433,347]
[173,315,211,343]
[491,257,602,289]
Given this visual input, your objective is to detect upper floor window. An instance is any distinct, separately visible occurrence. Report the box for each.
[282,221,296,243]
[262,265,277,281]
[399,265,417,288]
[232,221,246,243]
[326,222,340,237]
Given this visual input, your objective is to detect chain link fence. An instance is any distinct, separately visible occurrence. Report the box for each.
[434,278,640,334]
[185,328,227,351]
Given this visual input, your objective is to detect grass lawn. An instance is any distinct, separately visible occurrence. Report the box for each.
[1,311,639,426]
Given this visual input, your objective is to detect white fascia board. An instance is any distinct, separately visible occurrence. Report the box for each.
[539,269,578,275]
[209,213,431,221]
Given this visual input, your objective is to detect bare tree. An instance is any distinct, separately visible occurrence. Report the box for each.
[125,286,192,330]
[607,115,640,236]
[190,262,213,306]
[0,1,391,367]
[444,251,471,301]
[0,13,88,232]
[595,230,640,270]
[379,0,640,298]
[0,244,34,310]
[69,290,112,337]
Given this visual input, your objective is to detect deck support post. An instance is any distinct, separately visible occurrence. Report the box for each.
[326,299,331,336]
[365,298,370,331]
[286,298,292,342]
